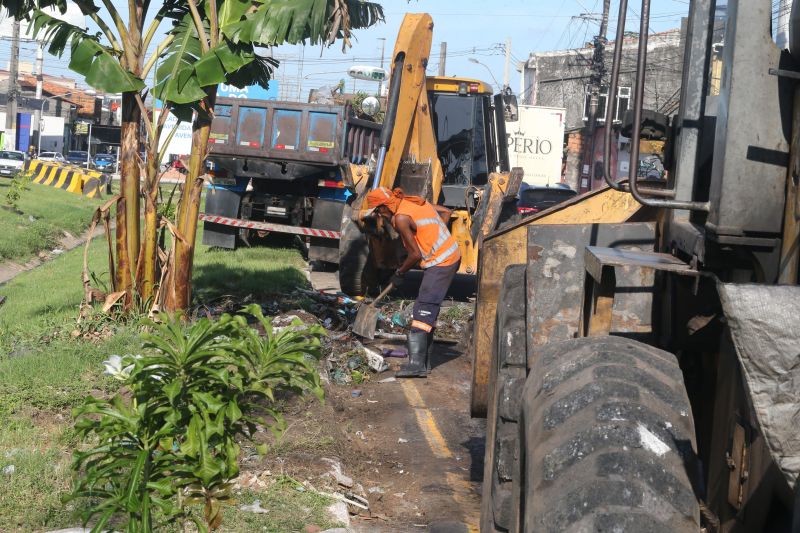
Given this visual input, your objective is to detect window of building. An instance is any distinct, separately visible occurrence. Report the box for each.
[583,85,631,123]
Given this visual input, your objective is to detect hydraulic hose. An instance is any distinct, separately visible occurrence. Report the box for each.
[372,53,406,189]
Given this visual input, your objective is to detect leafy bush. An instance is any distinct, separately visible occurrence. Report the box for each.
[4,170,30,210]
[66,307,325,532]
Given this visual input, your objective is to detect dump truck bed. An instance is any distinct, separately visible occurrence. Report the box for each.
[209,97,378,168]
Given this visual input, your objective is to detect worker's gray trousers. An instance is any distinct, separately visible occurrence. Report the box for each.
[411,259,460,333]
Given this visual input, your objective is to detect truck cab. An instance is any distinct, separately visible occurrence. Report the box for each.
[424,76,504,206]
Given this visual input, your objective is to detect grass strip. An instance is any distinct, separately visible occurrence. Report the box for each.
[0,216,310,531]
[0,180,102,263]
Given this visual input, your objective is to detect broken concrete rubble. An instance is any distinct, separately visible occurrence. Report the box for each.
[321,457,354,488]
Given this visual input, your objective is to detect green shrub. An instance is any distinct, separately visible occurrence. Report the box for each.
[66,308,325,532]
[4,170,30,210]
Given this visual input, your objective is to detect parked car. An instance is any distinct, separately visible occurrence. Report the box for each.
[0,150,26,177]
[38,151,66,163]
[66,151,90,167]
[92,153,116,171]
[517,183,578,216]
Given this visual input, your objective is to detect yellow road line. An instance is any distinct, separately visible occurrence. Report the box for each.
[400,380,480,529]
[445,471,481,529]
[400,380,453,459]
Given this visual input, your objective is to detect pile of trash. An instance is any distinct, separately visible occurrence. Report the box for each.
[296,288,472,340]
[322,333,398,385]
[191,288,473,387]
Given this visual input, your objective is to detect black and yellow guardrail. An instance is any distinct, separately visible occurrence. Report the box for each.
[24,159,112,198]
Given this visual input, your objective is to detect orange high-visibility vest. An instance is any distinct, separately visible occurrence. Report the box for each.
[393,200,460,269]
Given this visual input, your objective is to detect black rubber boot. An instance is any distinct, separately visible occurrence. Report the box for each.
[426,331,434,374]
[396,330,429,378]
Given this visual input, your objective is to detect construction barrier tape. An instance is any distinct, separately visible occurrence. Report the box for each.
[199,213,341,239]
[24,160,112,198]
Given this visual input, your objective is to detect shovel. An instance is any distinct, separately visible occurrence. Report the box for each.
[352,283,394,339]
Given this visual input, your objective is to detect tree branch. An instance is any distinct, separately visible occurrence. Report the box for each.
[86,12,123,53]
[208,0,219,48]
[186,0,210,54]
[141,11,170,54]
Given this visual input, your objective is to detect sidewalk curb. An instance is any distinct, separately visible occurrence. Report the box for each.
[0,224,111,287]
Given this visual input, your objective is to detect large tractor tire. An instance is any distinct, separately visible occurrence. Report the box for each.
[514,336,700,532]
[481,264,528,532]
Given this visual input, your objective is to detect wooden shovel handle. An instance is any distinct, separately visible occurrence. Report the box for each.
[370,282,395,307]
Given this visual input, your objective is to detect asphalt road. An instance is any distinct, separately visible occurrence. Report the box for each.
[309,268,484,532]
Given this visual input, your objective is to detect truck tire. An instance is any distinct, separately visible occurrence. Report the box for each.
[338,212,372,296]
[515,336,700,532]
[481,264,528,532]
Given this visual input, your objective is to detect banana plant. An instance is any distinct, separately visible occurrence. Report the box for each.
[160,0,384,311]
[0,0,383,313]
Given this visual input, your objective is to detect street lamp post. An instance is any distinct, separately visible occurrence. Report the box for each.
[468,58,502,91]
[87,122,92,168]
[38,88,96,157]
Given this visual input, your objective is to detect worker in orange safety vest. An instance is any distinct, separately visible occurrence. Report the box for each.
[365,186,461,378]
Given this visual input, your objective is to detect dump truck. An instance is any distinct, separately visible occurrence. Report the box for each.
[200,97,380,267]
[340,13,522,296]
[474,0,800,531]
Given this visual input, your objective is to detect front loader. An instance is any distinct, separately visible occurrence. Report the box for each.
[475,0,800,531]
[338,13,522,295]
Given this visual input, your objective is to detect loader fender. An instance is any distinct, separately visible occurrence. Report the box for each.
[470,196,654,418]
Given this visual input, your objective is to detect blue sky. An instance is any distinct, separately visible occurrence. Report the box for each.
[276,0,692,97]
[1,0,693,99]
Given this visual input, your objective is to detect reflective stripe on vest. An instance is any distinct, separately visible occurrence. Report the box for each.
[421,220,451,260]
[395,201,460,269]
[422,240,459,268]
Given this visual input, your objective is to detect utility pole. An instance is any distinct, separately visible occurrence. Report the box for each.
[503,38,511,89]
[438,42,447,76]
[279,55,287,100]
[296,45,305,102]
[580,0,611,192]
[4,20,21,150]
[378,38,387,96]
[33,41,44,154]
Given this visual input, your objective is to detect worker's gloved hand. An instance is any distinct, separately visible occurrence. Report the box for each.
[390,270,405,288]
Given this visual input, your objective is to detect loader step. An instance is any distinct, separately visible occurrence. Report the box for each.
[584,246,697,283]
[583,247,698,337]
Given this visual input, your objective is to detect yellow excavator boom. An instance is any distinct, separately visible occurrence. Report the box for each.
[373,13,444,201]
[340,13,518,293]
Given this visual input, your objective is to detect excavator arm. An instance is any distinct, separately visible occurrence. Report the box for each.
[372,13,444,201]
[338,13,520,295]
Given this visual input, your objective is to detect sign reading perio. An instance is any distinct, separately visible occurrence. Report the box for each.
[506,106,566,186]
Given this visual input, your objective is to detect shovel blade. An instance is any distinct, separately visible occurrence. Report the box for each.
[353,305,380,339]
